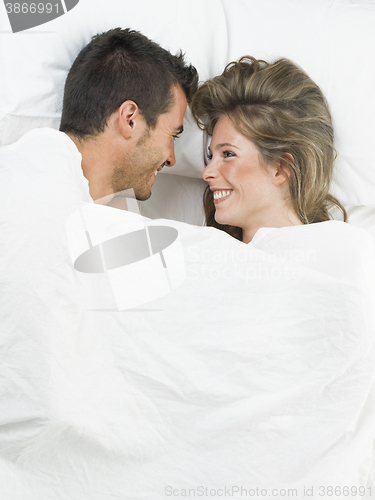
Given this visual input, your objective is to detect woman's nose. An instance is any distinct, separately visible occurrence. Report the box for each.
[201,158,217,181]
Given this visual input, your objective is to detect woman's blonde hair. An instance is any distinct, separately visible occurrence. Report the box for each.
[191,56,347,240]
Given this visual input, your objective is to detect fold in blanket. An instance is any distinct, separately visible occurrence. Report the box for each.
[1,195,375,499]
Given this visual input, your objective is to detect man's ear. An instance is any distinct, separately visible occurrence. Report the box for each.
[117,100,140,139]
[273,153,294,186]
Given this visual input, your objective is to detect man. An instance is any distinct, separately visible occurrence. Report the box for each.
[0,27,198,335]
[0,28,197,215]
[59,27,198,202]
[0,28,198,302]
[0,29,198,497]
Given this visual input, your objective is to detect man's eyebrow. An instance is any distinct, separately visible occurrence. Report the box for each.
[208,142,239,152]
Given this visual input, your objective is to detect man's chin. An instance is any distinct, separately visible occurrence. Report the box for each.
[135,189,152,202]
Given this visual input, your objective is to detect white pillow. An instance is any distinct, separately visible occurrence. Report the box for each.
[1,0,375,210]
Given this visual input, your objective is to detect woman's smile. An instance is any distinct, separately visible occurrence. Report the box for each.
[212,189,233,203]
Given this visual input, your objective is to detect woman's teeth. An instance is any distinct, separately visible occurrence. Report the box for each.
[213,190,232,200]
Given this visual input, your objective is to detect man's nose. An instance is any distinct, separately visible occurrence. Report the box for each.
[165,145,176,167]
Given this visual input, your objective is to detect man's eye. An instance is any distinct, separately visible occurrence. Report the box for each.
[206,152,212,161]
[173,134,181,141]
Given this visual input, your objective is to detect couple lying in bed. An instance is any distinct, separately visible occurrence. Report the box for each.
[2,28,374,497]
[59,27,348,242]
[60,29,345,240]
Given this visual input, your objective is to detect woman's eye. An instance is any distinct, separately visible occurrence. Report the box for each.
[223,150,236,158]
[206,151,213,161]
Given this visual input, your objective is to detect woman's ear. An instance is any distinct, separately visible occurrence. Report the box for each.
[273,153,294,186]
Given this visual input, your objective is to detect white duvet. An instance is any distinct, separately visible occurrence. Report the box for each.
[1,189,375,498]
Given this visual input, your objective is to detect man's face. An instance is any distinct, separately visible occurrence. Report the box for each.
[111,84,187,201]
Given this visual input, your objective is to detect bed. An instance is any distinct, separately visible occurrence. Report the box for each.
[1,1,375,499]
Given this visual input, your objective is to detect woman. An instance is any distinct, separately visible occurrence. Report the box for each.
[190,56,347,243]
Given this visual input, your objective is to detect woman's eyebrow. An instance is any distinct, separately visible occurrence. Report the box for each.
[208,143,239,152]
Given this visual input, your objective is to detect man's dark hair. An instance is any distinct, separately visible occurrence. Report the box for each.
[59,28,198,139]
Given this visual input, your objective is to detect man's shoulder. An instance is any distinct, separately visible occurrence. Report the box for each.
[0,127,79,156]
[0,127,82,180]
[0,126,90,202]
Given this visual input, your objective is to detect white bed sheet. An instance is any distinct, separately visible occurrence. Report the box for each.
[1,151,375,498]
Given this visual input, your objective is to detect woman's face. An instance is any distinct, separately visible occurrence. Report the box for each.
[202,115,281,231]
